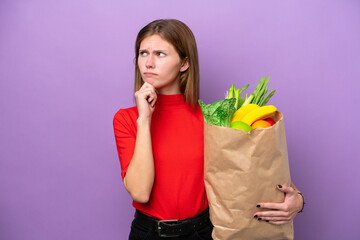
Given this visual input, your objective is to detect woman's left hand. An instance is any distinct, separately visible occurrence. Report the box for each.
[253,184,303,225]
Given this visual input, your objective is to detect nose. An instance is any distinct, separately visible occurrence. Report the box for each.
[145,54,155,69]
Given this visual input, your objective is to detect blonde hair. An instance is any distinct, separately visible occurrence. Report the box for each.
[134,19,200,108]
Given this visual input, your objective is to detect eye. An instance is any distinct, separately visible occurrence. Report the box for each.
[157,52,165,57]
[139,51,147,56]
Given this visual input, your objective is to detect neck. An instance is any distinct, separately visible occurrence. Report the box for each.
[156,89,181,95]
[155,76,181,95]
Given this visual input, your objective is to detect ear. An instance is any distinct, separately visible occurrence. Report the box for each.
[180,58,190,72]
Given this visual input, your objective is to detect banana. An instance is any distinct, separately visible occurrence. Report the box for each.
[241,105,277,126]
[231,104,260,124]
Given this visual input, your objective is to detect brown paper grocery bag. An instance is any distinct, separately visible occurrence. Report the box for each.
[204,111,293,240]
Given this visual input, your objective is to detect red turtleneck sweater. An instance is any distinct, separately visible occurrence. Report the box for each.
[113,93,208,220]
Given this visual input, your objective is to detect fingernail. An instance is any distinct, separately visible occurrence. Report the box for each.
[256,205,260,208]
[253,215,258,218]
[266,220,269,222]
[257,218,262,221]
[278,184,282,188]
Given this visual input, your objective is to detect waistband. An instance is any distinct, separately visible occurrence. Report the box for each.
[133,208,211,237]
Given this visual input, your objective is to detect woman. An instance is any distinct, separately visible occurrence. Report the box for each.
[113,19,304,240]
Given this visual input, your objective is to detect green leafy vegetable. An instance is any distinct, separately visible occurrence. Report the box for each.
[241,76,275,107]
[259,89,276,106]
[242,93,255,106]
[199,75,276,128]
[227,84,235,99]
[198,98,236,127]
[238,96,245,108]
[226,84,249,110]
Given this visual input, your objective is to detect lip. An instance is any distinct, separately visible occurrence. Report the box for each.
[144,72,158,76]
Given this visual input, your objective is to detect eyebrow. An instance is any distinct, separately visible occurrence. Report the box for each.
[139,49,168,52]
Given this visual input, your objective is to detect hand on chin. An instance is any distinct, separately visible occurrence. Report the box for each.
[144,79,160,93]
[144,78,155,86]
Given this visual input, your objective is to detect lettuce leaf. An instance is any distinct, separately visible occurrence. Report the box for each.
[198,98,236,127]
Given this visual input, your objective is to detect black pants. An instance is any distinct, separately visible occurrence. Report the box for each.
[128,209,213,240]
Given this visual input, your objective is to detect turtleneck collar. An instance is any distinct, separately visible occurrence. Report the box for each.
[156,93,186,108]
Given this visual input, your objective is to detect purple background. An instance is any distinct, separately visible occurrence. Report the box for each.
[1,0,359,239]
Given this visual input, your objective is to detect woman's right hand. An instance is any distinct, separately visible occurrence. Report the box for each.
[135,82,157,119]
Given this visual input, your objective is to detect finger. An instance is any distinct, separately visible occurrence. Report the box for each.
[136,92,152,104]
[138,89,156,100]
[254,210,288,218]
[142,86,156,95]
[150,96,156,108]
[276,184,295,194]
[140,82,156,90]
[135,88,151,98]
[146,93,154,103]
[144,91,157,107]
[148,92,157,106]
[257,216,289,221]
[151,91,157,106]
[139,82,148,91]
[267,220,292,225]
[256,202,285,211]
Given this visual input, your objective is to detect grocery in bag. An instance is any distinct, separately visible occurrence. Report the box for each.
[199,76,294,240]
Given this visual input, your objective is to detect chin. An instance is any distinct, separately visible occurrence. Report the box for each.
[144,78,155,86]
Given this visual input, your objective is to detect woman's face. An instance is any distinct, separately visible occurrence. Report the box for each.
[138,34,189,94]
